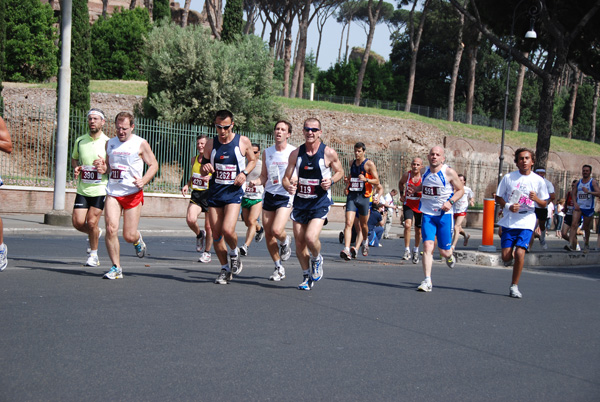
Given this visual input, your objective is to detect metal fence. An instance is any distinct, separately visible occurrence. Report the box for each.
[0,103,408,203]
[0,102,578,206]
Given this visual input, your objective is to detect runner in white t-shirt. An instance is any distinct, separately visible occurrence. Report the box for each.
[495,148,548,298]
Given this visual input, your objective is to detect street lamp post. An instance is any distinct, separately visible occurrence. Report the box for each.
[498,0,539,188]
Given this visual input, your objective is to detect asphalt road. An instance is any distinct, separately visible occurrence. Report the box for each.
[1,233,599,401]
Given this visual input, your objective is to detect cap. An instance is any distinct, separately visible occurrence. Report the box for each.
[535,168,545,173]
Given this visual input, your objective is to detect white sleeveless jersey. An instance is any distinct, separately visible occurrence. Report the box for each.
[419,164,454,215]
[264,143,296,197]
[576,179,595,210]
[106,134,145,197]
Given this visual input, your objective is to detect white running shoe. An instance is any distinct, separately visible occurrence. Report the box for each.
[134,234,146,258]
[0,244,7,272]
[509,284,522,298]
[103,265,123,280]
[417,279,432,292]
[230,253,243,275]
[402,249,411,260]
[196,230,205,252]
[412,251,419,264]
[239,244,248,256]
[310,255,323,281]
[199,252,211,263]
[269,267,286,281]
[85,254,100,267]
[297,276,314,291]
[279,235,292,261]
[215,269,232,285]
[254,226,265,243]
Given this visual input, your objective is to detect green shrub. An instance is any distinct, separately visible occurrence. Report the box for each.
[143,23,282,132]
[90,7,151,80]
[5,0,58,82]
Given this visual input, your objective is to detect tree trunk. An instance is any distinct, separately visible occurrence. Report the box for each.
[205,0,222,40]
[243,2,256,34]
[447,2,465,122]
[465,32,481,125]
[344,20,351,62]
[130,0,137,9]
[102,0,109,17]
[291,2,311,99]
[534,74,557,169]
[567,66,581,139]
[353,0,383,106]
[283,13,293,98]
[404,0,432,113]
[511,52,529,132]
[591,80,599,143]
[338,22,347,63]
[181,0,191,27]
[145,0,153,20]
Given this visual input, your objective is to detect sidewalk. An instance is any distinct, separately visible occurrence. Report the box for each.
[2,213,599,267]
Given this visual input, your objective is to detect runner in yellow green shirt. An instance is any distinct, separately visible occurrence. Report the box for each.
[71,108,109,267]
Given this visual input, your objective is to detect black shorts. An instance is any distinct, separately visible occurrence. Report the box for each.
[403,204,422,228]
[564,214,582,227]
[73,194,105,210]
[190,190,209,212]
[262,192,292,212]
[535,207,548,221]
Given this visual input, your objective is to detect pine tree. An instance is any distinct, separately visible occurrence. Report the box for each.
[221,0,243,44]
[68,0,91,112]
[153,0,171,22]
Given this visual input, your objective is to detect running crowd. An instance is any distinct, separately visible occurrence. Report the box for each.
[1,110,599,299]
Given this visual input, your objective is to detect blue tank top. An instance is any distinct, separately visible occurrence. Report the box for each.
[208,133,246,203]
[348,158,372,197]
[293,143,332,210]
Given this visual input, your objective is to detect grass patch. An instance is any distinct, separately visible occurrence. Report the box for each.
[3,80,147,96]
[276,96,600,156]
[89,80,147,96]
[6,80,600,156]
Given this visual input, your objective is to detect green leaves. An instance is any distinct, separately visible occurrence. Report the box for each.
[5,0,57,82]
[142,23,281,132]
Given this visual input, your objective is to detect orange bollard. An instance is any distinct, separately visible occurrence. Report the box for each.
[479,198,497,252]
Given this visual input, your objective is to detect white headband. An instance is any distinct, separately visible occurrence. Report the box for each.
[87,110,105,120]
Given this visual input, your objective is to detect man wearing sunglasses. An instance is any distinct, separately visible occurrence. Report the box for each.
[282,118,344,291]
[201,110,257,285]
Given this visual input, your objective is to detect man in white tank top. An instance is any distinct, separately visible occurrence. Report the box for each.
[95,112,158,280]
[409,146,464,293]
[569,164,600,252]
[250,120,296,282]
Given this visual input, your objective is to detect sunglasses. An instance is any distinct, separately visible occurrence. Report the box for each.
[303,127,320,132]
[254,151,259,154]
[215,124,232,130]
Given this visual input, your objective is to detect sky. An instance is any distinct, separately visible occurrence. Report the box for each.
[187,1,394,70]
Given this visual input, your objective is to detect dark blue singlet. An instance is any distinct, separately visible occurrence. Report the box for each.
[293,143,332,210]
[207,133,245,206]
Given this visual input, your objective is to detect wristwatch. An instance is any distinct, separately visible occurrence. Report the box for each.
[241,170,249,176]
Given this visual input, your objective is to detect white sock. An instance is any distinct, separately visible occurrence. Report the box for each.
[229,248,238,257]
[274,260,282,268]
[223,264,230,272]
[90,250,98,257]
